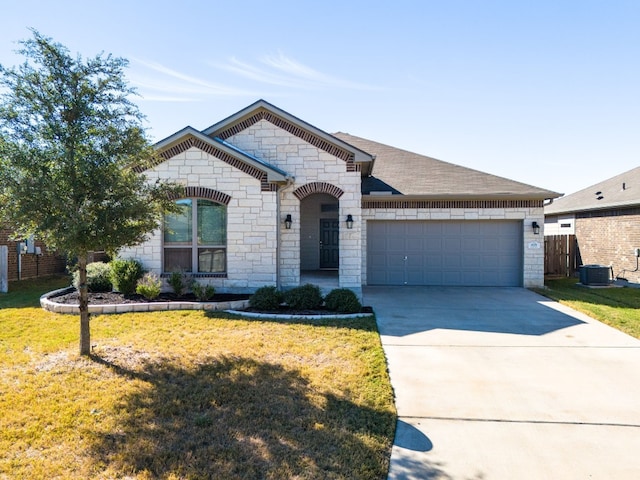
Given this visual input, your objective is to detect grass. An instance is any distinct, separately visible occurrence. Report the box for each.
[536,277,640,339]
[0,276,396,479]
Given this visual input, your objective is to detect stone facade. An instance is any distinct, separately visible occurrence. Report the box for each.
[225,119,362,291]
[120,146,278,293]
[120,119,362,293]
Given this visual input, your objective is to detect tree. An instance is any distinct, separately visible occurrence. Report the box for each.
[0,31,180,355]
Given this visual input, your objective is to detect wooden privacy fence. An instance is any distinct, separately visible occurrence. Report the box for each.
[545,234,578,277]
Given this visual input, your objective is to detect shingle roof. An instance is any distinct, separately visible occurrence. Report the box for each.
[545,166,640,215]
[333,133,560,200]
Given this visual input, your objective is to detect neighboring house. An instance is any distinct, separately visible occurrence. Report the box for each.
[545,166,640,282]
[0,228,66,282]
[119,100,559,294]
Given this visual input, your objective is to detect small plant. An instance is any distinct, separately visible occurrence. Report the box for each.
[72,262,112,292]
[110,259,144,296]
[324,288,362,314]
[191,281,215,301]
[167,270,189,296]
[249,286,283,310]
[136,272,162,300]
[284,284,323,310]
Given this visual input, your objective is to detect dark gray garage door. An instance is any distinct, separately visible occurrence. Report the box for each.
[367,220,523,286]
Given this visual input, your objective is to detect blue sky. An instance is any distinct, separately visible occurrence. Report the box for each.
[1,0,639,196]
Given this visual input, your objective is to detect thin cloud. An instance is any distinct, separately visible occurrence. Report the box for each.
[215,52,381,91]
[128,53,380,103]
[129,58,260,101]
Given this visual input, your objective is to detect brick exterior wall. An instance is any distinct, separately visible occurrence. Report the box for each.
[0,228,67,282]
[575,212,640,282]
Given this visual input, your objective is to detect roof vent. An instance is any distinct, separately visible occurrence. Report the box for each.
[623,182,626,190]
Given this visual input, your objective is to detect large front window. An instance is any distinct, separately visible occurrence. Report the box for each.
[163,199,226,274]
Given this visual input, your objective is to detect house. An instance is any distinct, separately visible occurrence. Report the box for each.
[119,100,560,294]
[544,166,640,282]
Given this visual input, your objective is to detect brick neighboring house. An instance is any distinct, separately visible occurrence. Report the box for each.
[544,166,640,282]
[118,99,560,293]
[0,227,66,282]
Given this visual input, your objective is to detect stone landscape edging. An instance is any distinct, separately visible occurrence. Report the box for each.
[40,288,373,319]
[40,287,250,315]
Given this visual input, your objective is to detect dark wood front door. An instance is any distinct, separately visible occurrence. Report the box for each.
[319,219,339,269]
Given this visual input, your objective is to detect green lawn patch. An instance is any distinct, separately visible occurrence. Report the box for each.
[535,277,640,339]
[0,277,396,479]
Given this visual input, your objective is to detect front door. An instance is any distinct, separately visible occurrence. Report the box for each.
[319,219,339,269]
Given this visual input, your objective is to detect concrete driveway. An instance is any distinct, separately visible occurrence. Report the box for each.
[363,286,640,480]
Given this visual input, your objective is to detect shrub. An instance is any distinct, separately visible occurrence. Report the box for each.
[136,273,162,300]
[167,270,190,296]
[284,284,323,310]
[72,262,112,292]
[110,259,145,296]
[192,282,215,301]
[324,288,362,314]
[249,286,283,311]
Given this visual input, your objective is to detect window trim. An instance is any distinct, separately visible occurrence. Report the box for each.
[163,198,227,276]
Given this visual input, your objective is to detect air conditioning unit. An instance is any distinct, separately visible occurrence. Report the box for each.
[579,265,611,286]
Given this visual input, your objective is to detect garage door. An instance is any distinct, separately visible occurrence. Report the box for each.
[367,220,523,286]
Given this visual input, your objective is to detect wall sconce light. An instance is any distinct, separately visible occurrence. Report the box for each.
[346,214,354,229]
[284,214,292,230]
[532,221,540,235]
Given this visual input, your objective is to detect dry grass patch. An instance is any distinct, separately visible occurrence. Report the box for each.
[0,277,396,479]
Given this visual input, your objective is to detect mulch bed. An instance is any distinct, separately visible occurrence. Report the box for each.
[49,290,373,315]
[50,290,250,305]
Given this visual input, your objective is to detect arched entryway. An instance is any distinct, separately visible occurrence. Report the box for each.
[293,182,344,288]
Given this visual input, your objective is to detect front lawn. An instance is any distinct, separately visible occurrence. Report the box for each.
[536,277,640,339]
[0,277,396,479]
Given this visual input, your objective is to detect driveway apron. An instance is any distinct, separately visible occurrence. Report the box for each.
[363,286,640,480]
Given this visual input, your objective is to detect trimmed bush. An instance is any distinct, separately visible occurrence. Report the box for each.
[192,282,215,301]
[110,259,145,296]
[167,270,189,297]
[284,284,323,310]
[324,288,362,314]
[72,262,112,292]
[136,272,162,300]
[249,286,283,311]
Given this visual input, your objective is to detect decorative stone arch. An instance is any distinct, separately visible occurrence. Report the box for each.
[293,182,344,200]
[169,186,231,205]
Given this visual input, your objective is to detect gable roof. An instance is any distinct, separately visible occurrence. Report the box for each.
[334,133,560,200]
[545,165,640,215]
[152,126,289,183]
[202,99,375,171]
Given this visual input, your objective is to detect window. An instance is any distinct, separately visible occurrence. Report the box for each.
[164,199,226,274]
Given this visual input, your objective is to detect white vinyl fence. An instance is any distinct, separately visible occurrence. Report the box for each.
[0,245,7,293]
